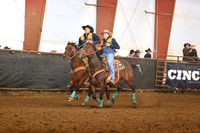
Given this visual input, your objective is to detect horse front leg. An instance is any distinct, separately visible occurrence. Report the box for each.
[105,85,110,105]
[112,83,122,104]
[82,86,93,105]
[99,84,105,108]
[68,79,78,102]
[69,73,88,102]
[91,85,100,104]
[68,86,80,102]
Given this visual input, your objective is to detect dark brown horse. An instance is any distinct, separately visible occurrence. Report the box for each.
[63,42,89,102]
[78,43,136,107]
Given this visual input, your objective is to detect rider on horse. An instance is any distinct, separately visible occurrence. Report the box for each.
[78,25,101,49]
[97,29,120,84]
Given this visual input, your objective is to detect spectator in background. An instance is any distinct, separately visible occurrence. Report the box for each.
[4,46,11,49]
[189,43,199,61]
[128,49,135,57]
[182,43,195,61]
[134,50,141,58]
[189,43,198,57]
[144,48,152,58]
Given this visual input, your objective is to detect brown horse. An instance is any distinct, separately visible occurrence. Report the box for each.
[78,43,136,107]
[63,42,89,102]
[63,42,110,104]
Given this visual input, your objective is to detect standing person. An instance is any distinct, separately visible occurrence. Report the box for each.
[98,29,120,84]
[78,25,101,49]
[134,50,141,58]
[128,49,135,57]
[182,43,195,61]
[144,48,152,58]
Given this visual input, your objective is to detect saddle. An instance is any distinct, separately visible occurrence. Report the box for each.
[101,57,125,72]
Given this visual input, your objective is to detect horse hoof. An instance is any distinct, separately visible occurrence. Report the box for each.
[68,97,73,102]
[82,103,85,106]
[133,101,137,106]
[98,105,103,108]
[112,98,115,104]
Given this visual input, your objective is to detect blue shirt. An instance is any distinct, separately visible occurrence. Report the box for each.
[144,54,151,58]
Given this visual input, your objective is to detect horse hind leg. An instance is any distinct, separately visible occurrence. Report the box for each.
[125,80,137,104]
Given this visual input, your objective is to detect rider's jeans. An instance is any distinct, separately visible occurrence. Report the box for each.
[101,53,115,80]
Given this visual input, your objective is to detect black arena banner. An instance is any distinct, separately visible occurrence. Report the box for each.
[166,62,200,89]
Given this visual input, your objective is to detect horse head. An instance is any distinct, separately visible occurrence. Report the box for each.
[77,43,95,59]
[63,41,78,61]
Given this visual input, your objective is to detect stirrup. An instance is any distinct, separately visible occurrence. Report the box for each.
[110,79,115,84]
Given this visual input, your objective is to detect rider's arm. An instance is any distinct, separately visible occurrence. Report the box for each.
[78,37,83,46]
[112,38,120,49]
[92,33,101,44]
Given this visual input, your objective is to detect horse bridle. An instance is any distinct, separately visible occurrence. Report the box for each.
[79,45,97,57]
[65,46,79,60]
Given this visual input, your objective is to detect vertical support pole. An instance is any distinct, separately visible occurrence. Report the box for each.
[154,0,176,58]
[23,0,46,51]
[96,0,118,38]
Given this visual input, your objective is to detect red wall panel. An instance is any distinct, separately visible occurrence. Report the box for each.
[23,0,46,51]
[154,0,176,58]
[96,0,118,39]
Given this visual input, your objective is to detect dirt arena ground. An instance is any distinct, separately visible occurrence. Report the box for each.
[0,90,200,133]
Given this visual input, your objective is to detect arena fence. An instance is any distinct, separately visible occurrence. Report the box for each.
[0,49,158,90]
[155,55,200,89]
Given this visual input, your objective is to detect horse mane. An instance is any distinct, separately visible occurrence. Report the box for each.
[67,41,78,49]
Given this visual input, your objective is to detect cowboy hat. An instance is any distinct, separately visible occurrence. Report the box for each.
[129,49,135,55]
[184,43,191,48]
[135,50,141,53]
[145,48,152,52]
[191,43,195,46]
[100,29,112,37]
[82,25,94,33]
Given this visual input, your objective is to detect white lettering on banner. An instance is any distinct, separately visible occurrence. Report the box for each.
[182,71,191,80]
[168,70,176,79]
[168,69,200,81]
[177,70,182,80]
[192,71,200,81]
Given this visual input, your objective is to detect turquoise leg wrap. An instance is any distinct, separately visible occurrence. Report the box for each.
[96,98,100,103]
[99,100,103,108]
[84,96,90,103]
[71,91,77,99]
[132,92,136,102]
[107,100,110,105]
[112,91,118,99]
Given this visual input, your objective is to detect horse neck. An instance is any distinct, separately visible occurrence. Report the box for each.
[70,55,85,69]
[88,53,104,74]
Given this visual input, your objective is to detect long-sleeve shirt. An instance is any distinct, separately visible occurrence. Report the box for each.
[78,33,101,48]
[182,48,190,56]
[189,49,198,57]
